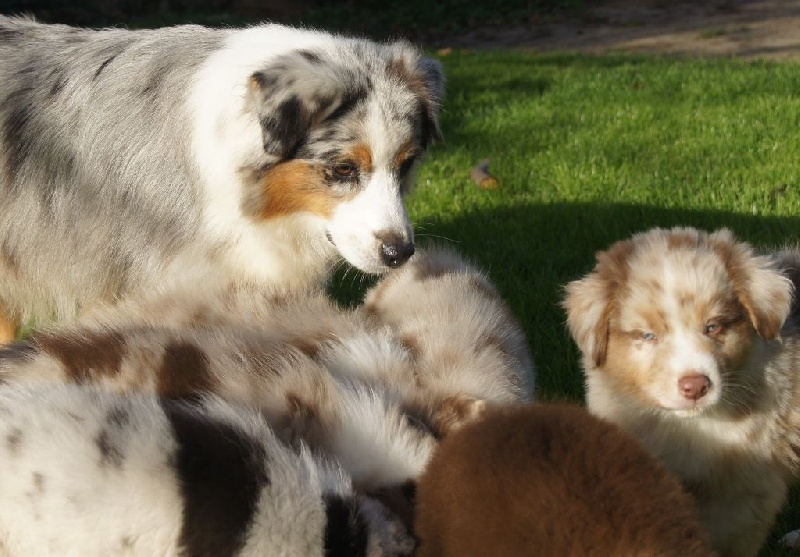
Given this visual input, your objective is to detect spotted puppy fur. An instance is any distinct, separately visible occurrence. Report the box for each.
[364,245,535,433]
[0,383,414,556]
[0,248,532,484]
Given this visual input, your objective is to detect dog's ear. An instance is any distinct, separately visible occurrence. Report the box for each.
[247,51,347,161]
[385,45,445,148]
[415,57,445,146]
[563,240,634,368]
[713,229,793,341]
[563,272,612,368]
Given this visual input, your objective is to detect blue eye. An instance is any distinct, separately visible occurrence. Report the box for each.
[642,332,657,342]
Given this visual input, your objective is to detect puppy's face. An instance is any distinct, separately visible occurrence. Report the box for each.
[242,44,444,274]
[564,228,792,416]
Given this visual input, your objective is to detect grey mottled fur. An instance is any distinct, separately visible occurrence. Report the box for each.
[0,15,444,327]
[0,383,414,556]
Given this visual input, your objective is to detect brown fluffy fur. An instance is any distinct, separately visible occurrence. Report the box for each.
[414,404,716,557]
[563,227,800,556]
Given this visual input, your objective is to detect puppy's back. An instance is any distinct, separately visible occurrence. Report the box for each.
[415,404,716,557]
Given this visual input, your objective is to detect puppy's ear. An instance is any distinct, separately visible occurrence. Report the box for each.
[563,272,612,368]
[247,51,347,161]
[715,230,793,340]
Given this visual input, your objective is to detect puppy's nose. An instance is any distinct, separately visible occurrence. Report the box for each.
[678,373,711,401]
[379,235,415,268]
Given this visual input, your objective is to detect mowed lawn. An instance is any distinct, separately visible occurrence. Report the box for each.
[361,50,800,555]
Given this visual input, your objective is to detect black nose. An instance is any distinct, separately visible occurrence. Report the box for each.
[380,239,415,268]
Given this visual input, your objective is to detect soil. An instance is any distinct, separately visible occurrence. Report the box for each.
[440,0,800,60]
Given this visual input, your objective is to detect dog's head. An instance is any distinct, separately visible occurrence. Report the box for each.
[242,39,444,274]
[563,227,793,415]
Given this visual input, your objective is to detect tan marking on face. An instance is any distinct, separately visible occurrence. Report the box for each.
[604,234,763,413]
[604,326,663,407]
[259,160,335,220]
[348,144,373,175]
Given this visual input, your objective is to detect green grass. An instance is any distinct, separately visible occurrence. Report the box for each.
[378,50,800,556]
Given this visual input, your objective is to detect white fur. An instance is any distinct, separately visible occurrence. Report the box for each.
[187,25,340,290]
[0,383,414,556]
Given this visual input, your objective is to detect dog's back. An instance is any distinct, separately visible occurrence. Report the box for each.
[415,404,716,557]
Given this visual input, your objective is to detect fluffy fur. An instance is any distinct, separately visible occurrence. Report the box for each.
[563,226,800,557]
[0,383,414,556]
[414,403,716,557]
[364,245,535,433]
[0,16,444,342]
[0,247,532,487]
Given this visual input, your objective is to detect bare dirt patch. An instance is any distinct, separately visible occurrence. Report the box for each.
[441,0,800,60]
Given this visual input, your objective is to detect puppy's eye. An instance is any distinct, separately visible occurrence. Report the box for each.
[642,332,658,342]
[333,162,357,179]
[704,322,724,337]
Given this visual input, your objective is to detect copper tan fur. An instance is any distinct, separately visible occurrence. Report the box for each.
[415,404,716,557]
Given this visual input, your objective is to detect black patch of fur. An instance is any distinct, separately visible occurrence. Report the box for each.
[0,23,23,43]
[49,69,68,97]
[322,88,366,125]
[94,55,117,80]
[323,494,369,557]
[298,50,323,65]
[0,341,39,366]
[95,429,124,468]
[164,400,269,557]
[260,96,309,160]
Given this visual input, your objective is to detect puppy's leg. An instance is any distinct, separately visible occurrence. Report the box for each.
[0,304,20,344]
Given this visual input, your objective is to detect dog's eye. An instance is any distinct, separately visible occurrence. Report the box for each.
[333,162,357,179]
[641,331,658,342]
[704,322,723,337]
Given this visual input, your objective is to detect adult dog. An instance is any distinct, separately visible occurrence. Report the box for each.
[0,16,444,342]
[563,227,800,557]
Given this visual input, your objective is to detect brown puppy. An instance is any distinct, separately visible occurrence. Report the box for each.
[415,404,716,557]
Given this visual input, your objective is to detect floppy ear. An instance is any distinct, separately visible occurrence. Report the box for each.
[719,232,793,340]
[416,57,445,146]
[247,51,347,161]
[562,272,613,368]
[385,44,446,148]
